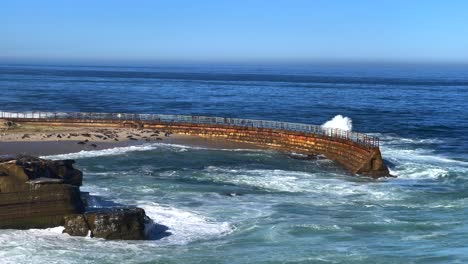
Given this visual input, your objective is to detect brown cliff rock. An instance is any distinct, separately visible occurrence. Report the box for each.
[0,155,84,229]
[0,155,167,240]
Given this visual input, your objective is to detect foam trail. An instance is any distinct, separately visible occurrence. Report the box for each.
[41,142,267,160]
[41,144,163,160]
[321,115,352,131]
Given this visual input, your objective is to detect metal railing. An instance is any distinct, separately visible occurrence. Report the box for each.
[0,111,379,148]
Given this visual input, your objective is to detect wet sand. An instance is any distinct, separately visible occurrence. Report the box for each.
[0,125,262,156]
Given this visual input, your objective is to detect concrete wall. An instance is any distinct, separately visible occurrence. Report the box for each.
[9,119,390,178]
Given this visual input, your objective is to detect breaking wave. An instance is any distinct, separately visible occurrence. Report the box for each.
[42,144,162,160]
[195,167,401,201]
[321,115,352,131]
[78,185,233,245]
[41,143,264,160]
[138,202,233,245]
[376,134,468,180]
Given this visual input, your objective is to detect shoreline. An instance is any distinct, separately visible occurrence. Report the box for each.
[0,124,263,156]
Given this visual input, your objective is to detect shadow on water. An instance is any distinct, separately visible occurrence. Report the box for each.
[145,221,172,240]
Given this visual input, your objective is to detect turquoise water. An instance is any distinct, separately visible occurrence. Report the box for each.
[0,64,467,263]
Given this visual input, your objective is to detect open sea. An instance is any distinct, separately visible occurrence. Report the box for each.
[0,63,467,263]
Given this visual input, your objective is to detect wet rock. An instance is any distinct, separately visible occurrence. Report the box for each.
[77,141,86,145]
[63,214,89,236]
[0,155,165,240]
[63,208,148,240]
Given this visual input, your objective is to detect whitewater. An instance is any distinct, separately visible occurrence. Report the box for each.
[1,63,467,263]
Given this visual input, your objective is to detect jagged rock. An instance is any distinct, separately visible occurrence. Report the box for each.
[13,155,83,186]
[63,214,90,236]
[63,208,148,240]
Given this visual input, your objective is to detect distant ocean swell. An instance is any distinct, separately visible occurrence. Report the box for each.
[3,67,468,86]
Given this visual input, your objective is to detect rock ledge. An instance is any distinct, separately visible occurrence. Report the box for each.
[0,155,161,240]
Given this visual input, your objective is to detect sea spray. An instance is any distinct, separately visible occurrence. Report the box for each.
[321,115,353,131]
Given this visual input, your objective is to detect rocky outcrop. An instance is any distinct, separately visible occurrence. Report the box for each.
[0,155,164,240]
[1,155,84,189]
[0,155,84,229]
[63,208,148,240]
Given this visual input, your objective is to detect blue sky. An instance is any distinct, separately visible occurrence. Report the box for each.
[2,0,468,63]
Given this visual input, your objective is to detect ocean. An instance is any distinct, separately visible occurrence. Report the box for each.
[0,63,467,263]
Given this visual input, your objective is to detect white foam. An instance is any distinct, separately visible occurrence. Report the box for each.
[29,226,65,234]
[293,223,351,231]
[41,144,161,160]
[378,138,468,180]
[41,142,266,160]
[138,202,232,245]
[201,167,400,201]
[321,115,352,131]
[374,133,444,145]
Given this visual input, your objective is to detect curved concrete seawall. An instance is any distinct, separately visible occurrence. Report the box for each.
[2,112,390,178]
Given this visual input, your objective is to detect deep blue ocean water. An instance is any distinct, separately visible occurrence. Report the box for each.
[0,63,467,263]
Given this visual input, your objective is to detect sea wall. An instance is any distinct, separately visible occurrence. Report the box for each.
[145,122,389,177]
[8,118,390,177]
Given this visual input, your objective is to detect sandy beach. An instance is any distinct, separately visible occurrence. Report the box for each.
[0,123,260,156]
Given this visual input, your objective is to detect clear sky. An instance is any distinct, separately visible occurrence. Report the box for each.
[2,0,468,64]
